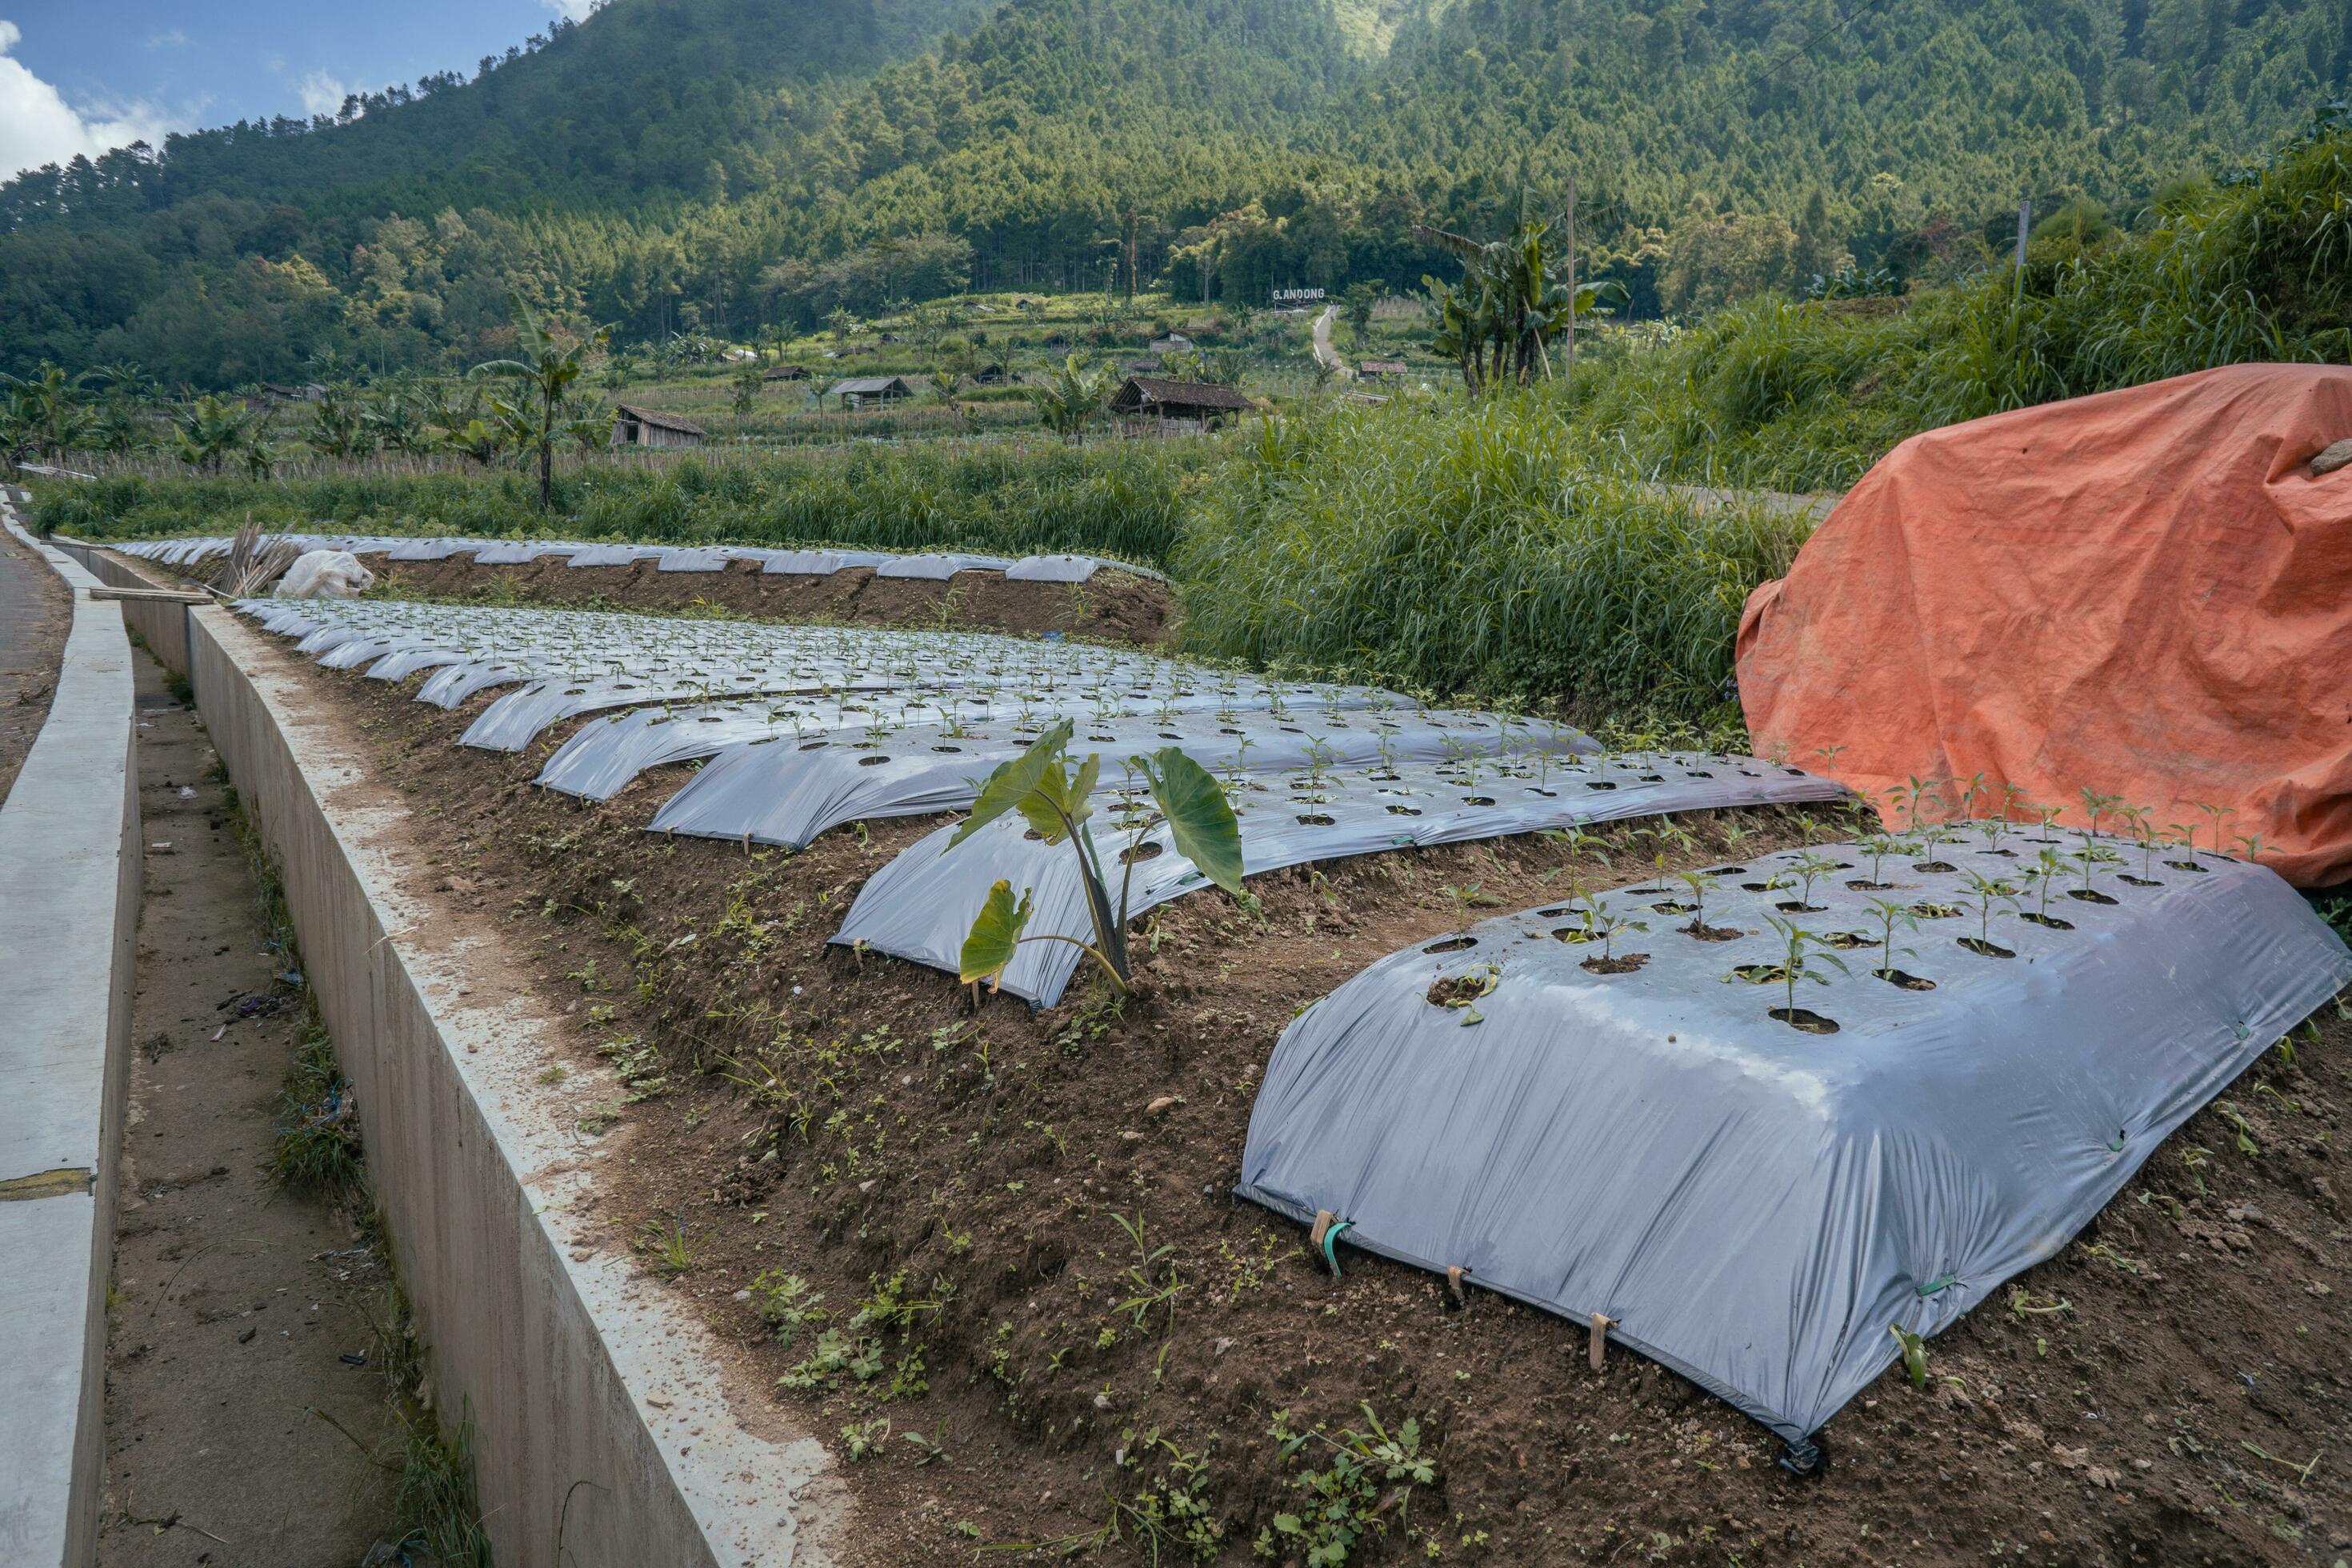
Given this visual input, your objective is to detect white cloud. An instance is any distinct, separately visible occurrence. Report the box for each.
[145,28,187,50]
[297,68,353,118]
[540,0,595,20]
[0,19,186,178]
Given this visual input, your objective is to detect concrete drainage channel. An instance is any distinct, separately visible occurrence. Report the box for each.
[42,538,838,1568]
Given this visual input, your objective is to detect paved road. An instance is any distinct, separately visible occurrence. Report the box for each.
[0,519,70,808]
[1311,303,1351,379]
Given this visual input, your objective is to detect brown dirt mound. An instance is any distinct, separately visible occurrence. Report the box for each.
[173,547,1176,644]
[268,642,2352,1568]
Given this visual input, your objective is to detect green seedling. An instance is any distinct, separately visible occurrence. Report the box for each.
[1858,834,1910,884]
[953,720,1242,996]
[2078,787,2123,844]
[1673,869,1721,931]
[1747,915,1849,1026]
[1582,899,1648,964]
[1889,1324,1930,1389]
[2194,801,2237,854]
[1787,850,1841,907]
[1862,897,1922,980]
[1960,870,2020,949]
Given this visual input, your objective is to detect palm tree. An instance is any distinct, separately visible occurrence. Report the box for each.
[470,292,610,510]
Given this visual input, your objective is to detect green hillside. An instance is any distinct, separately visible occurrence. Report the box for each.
[2,0,2342,383]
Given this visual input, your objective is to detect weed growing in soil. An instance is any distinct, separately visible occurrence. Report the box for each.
[1261,1404,1438,1565]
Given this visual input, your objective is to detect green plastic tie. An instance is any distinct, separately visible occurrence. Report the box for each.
[1321,1218,1354,1277]
[1915,1272,1958,1298]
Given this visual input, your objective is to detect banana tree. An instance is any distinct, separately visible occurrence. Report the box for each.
[1026,354,1110,444]
[1418,194,1626,397]
[953,719,1244,995]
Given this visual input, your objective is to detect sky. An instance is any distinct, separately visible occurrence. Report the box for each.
[2,1,593,180]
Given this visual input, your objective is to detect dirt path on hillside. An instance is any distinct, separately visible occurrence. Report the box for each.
[0,525,71,806]
[96,654,403,1567]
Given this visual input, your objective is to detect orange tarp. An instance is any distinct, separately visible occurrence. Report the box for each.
[1737,362,2352,887]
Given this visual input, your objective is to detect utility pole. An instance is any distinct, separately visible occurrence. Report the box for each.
[1564,176,1577,402]
[2013,196,2031,305]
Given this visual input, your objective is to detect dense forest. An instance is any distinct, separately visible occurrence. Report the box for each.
[3,0,2344,384]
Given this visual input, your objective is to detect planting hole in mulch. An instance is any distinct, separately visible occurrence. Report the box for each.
[1730,962,1788,984]
[1296,813,1338,826]
[1774,900,1828,913]
[2165,859,2210,874]
[1958,936,2017,958]
[1768,1006,1840,1033]
[2019,912,2074,930]
[1910,901,1963,918]
[1118,841,1164,865]
[1875,968,1938,990]
[2119,874,2163,886]
[1680,920,1744,942]
[2068,888,2120,906]
[1426,970,1498,1007]
[1425,935,1478,954]
[1551,926,1599,944]
[1649,900,1698,914]
[1846,878,1898,890]
[1913,860,1959,874]
[1580,952,1650,974]
[1820,930,1874,949]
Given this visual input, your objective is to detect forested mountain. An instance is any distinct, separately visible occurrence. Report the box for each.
[4,0,2343,384]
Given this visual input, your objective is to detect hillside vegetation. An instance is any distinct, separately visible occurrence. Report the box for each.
[4,0,2344,382]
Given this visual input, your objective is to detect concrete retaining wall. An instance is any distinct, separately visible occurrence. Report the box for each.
[47,539,190,673]
[181,603,830,1568]
[0,515,140,1568]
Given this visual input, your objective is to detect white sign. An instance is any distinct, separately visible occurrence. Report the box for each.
[1271,286,1326,304]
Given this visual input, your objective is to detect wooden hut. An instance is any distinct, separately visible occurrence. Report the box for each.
[762,364,810,382]
[1108,376,1254,435]
[613,404,708,448]
[825,376,914,410]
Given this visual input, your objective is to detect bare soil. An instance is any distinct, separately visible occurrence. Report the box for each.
[176,548,1178,645]
[98,654,403,1565]
[262,638,2352,1568]
[0,525,71,805]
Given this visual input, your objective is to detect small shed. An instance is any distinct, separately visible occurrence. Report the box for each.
[763,364,810,382]
[1108,376,1254,434]
[826,376,915,410]
[972,363,1013,386]
[1358,359,1410,379]
[1148,332,1194,354]
[614,403,708,449]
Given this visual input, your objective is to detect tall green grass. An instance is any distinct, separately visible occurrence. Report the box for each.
[1584,109,2352,493]
[1178,397,1810,719]
[33,438,1211,567]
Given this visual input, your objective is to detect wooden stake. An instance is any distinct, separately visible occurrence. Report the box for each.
[1588,1310,1615,1371]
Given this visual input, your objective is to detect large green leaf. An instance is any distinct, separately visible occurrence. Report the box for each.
[1138,747,1245,896]
[949,719,1073,850]
[1016,747,1098,845]
[958,879,1033,988]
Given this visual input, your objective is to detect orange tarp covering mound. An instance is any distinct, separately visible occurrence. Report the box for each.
[1737,362,2352,887]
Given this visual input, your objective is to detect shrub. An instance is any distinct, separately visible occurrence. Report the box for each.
[1177,396,1809,719]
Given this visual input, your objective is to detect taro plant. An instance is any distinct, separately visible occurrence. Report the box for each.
[954,720,1242,996]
